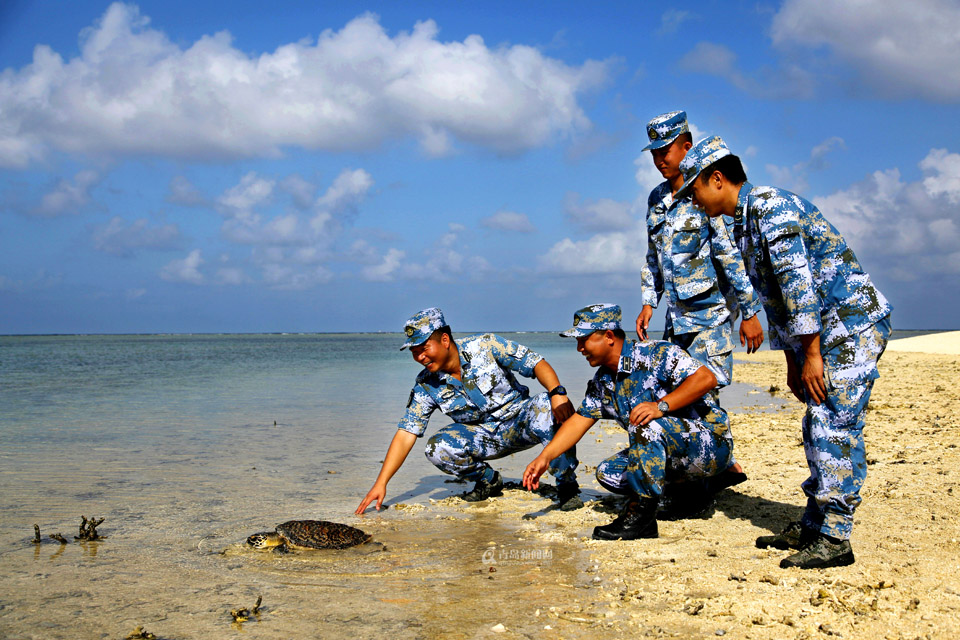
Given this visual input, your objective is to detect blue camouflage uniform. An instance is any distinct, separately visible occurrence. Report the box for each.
[677,136,894,540]
[577,336,733,500]
[641,183,761,386]
[399,332,579,486]
[640,111,761,387]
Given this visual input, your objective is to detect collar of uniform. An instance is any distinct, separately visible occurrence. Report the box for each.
[734,181,753,225]
[616,339,637,374]
[457,340,471,370]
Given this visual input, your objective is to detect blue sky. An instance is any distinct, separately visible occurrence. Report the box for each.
[1,0,958,334]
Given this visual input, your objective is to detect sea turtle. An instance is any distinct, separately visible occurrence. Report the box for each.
[246,520,372,552]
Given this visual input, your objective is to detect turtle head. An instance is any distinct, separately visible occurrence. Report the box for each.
[247,532,281,548]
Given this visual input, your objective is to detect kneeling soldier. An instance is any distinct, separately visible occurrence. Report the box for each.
[523,304,735,540]
[357,307,581,515]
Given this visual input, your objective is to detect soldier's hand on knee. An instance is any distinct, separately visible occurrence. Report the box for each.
[629,401,662,427]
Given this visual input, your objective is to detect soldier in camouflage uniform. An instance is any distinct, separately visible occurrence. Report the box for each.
[637,110,763,502]
[638,111,763,383]
[523,304,733,541]
[356,307,582,515]
[676,136,893,569]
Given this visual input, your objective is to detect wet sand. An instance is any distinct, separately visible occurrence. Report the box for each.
[428,342,960,639]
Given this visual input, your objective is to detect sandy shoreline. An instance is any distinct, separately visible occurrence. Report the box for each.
[419,347,960,639]
[886,330,960,355]
[2,337,958,639]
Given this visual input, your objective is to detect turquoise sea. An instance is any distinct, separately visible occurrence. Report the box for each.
[0,330,933,638]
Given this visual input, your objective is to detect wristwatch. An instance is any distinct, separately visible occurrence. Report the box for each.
[548,385,568,398]
[657,400,670,414]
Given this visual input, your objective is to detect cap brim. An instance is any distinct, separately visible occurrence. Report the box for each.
[642,136,676,152]
[559,328,594,338]
[674,173,698,201]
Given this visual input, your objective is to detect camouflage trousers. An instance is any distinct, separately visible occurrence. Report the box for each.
[669,322,739,467]
[666,320,735,388]
[790,316,891,540]
[595,416,733,500]
[424,392,579,486]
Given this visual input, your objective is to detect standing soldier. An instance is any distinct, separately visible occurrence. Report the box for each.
[357,307,582,514]
[523,304,734,541]
[637,110,764,497]
[675,136,893,569]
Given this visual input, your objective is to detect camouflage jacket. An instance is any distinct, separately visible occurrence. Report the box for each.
[731,183,892,351]
[577,339,729,438]
[398,333,543,437]
[640,181,760,335]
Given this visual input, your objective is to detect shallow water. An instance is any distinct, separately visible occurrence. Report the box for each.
[0,331,830,638]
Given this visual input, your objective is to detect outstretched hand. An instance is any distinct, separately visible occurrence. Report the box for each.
[523,456,549,491]
[355,484,386,515]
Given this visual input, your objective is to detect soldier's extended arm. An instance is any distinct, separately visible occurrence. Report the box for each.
[533,359,575,423]
[523,413,596,490]
[355,429,418,514]
[628,365,717,426]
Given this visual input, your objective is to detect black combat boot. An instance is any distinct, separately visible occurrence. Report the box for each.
[462,470,503,502]
[705,467,748,493]
[779,533,855,569]
[556,482,583,511]
[756,521,817,550]
[592,497,658,540]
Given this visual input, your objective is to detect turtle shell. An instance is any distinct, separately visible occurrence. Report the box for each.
[275,520,372,550]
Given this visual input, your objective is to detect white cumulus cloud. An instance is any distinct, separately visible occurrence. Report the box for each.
[539,222,646,275]
[814,148,960,281]
[0,3,610,168]
[771,0,960,101]
[160,249,204,284]
[480,210,536,233]
[564,192,634,231]
[32,170,100,217]
[93,216,183,256]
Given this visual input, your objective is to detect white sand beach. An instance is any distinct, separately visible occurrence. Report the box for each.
[422,342,960,639]
[886,330,960,354]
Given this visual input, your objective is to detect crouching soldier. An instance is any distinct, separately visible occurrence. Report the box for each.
[356,307,582,515]
[523,304,737,540]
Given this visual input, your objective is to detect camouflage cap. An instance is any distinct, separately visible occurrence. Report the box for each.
[642,110,689,151]
[560,303,622,338]
[674,135,733,200]
[400,307,447,350]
